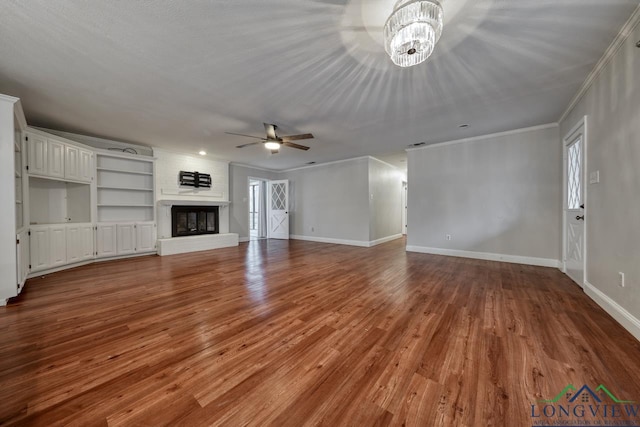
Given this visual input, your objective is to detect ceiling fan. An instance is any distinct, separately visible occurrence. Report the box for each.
[226,123,314,154]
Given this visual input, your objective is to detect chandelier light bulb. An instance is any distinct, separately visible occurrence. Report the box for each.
[384,0,444,67]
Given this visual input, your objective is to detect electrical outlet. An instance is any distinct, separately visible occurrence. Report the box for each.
[446,234,452,241]
[619,272,625,288]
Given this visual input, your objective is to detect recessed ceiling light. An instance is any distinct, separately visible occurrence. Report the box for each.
[199,151,206,156]
[459,124,469,128]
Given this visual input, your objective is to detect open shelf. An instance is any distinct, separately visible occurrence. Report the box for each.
[97,167,153,176]
[98,186,153,192]
[98,204,154,208]
[96,152,155,223]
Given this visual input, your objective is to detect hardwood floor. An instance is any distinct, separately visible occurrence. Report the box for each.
[1,238,640,426]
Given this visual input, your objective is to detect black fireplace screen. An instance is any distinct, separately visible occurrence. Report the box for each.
[171,206,219,237]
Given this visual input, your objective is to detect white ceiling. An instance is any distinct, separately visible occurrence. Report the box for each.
[1,0,638,171]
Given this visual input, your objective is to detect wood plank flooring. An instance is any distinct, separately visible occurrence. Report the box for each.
[1,238,640,426]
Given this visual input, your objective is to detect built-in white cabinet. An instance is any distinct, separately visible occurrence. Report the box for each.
[79,149,92,182]
[26,132,92,183]
[30,226,50,272]
[96,223,118,258]
[48,140,65,179]
[116,223,137,255]
[49,225,67,267]
[30,223,95,272]
[16,229,29,293]
[66,223,94,263]
[27,133,48,176]
[65,145,93,182]
[97,221,156,258]
[137,222,156,252]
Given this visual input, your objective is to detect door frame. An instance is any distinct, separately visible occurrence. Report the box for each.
[562,115,588,286]
[247,177,268,240]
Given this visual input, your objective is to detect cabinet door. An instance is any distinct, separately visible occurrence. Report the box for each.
[116,223,136,255]
[27,134,48,176]
[80,225,94,260]
[65,145,80,181]
[97,224,117,258]
[48,140,65,178]
[136,222,156,253]
[30,226,50,272]
[16,229,30,292]
[66,224,81,264]
[49,225,67,267]
[79,149,93,182]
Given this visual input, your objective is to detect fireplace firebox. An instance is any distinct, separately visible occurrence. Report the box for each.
[171,205,219,237]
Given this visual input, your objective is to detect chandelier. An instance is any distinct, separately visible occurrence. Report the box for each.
[383,0,444,67]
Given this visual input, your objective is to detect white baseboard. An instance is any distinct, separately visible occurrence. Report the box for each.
[369,234,403,247]
[290,234,403,248]
[584,281,640,342]
[405,245,561,268]
[290,235,370,247]
[28,260,96,278]
[239,237,250,243]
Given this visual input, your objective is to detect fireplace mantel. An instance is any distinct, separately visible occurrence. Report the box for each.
[158,199,230,207]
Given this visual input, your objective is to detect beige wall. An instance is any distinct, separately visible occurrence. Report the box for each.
[560,21,640,323]
[407,125,562,263]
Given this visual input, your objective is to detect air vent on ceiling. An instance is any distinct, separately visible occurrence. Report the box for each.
[408,142,427,148]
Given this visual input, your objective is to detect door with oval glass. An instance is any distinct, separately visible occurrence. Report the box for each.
[564,121,586,287]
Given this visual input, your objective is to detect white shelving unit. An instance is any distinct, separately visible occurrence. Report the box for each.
[14,132,23,230]
[96,153,155,223]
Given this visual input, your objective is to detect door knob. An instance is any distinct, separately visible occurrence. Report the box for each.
[576,215,585,221]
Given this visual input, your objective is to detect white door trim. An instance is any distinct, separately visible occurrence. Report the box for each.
[562,115,588,287]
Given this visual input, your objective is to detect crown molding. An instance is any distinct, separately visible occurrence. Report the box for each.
[405,123,559,152]
[229,162,280,173]
[559,4,640,123]
[282,156,370,173]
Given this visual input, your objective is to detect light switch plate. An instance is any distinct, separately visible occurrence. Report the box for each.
[589,170,600,184]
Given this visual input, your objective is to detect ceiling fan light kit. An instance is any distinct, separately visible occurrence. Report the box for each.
[384,0,444,68]
[226,123,314,154]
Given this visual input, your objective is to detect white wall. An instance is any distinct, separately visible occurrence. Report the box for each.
[369,158,405,242]
[154,148,230,238]
[0,96,18,302]
[560,19,640,329]
[407,125,562,265]
[284,158,371,244]
[229,164,279,240]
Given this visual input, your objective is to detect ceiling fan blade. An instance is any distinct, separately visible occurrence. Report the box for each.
[281,133,314,142]
[283,141,310,151]
[236,141,262,149]
[225,132,264,140]
[264,123,278,140]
